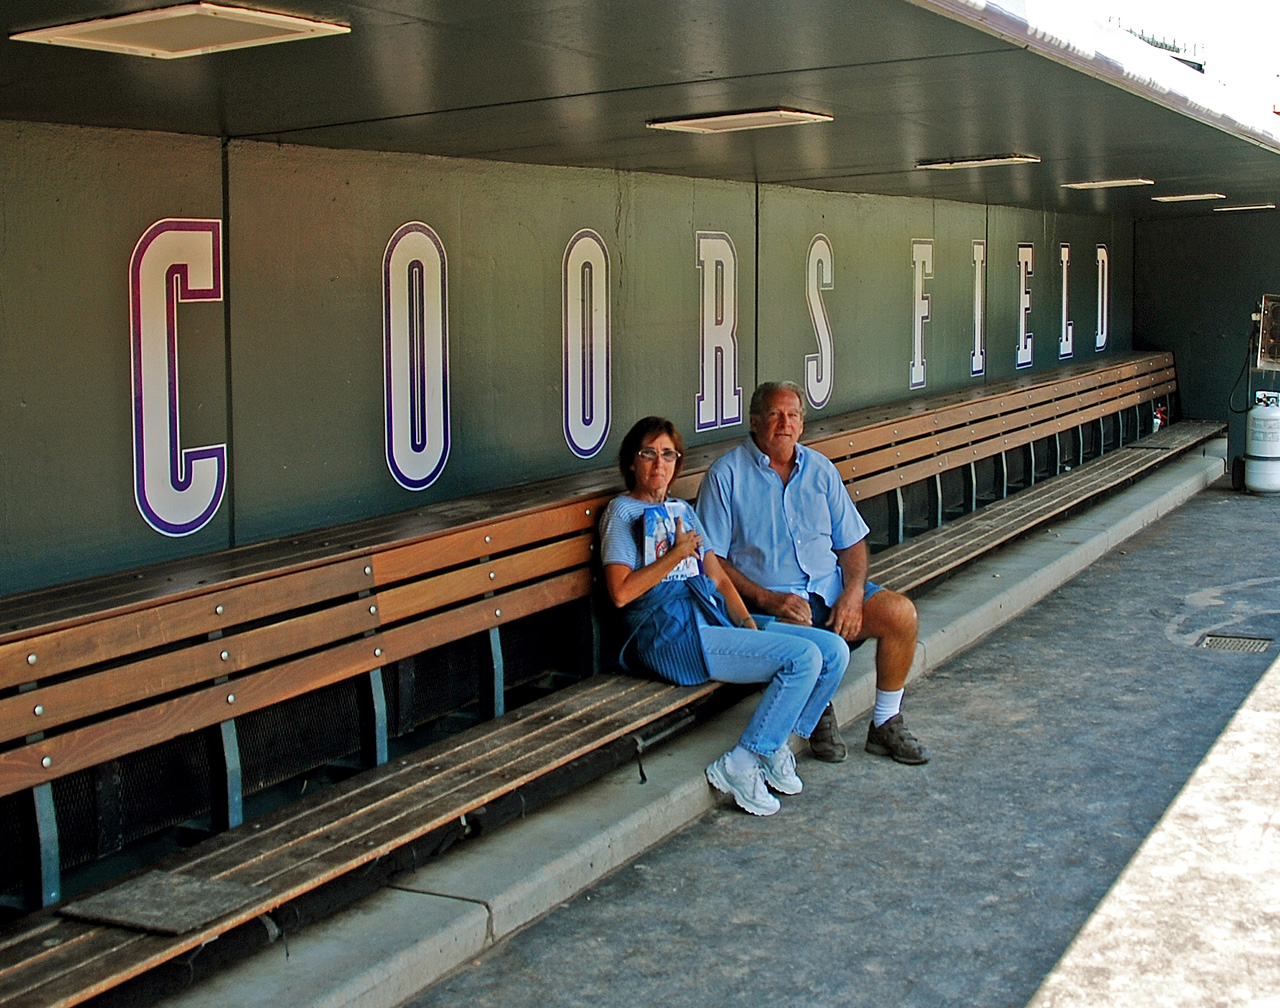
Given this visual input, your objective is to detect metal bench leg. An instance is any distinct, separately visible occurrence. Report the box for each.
[928,474,943,529]
[94,760,123,859]
[887,488,904,546]
[356,669,390,767]
[393,657,418,736]
[963,461,977,513]
[588,597,604,675]
[206,720,244,831]
[487,628,506,718]
[22,783,61,907]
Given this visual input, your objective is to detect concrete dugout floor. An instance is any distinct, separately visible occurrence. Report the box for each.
[159,450,1280,1008]
[403,473,1280,1008]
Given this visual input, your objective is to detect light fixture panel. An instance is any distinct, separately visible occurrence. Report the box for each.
[916,154,1040,170]
[1062,178,1154,189]
[1213,203,1276,212]
[647,109,833,134]
[1151,192,1226,202]
[11,4,349,59]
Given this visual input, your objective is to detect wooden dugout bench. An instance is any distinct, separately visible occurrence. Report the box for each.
[0,351,1222,1008]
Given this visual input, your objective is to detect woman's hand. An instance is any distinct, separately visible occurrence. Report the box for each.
[670,518,702,561]
[702,551,756,630]
[603,516,703,608]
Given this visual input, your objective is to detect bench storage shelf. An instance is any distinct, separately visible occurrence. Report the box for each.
[0,351,1222,1008]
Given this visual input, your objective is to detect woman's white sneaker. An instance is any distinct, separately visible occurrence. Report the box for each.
[760,744,803,795]
[706,753,781,816]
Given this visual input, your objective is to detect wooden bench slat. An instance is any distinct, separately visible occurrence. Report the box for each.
[0,598,383,741]
[868,422,1221,592]
[181,677,669,878]
[242,685,716,904]
[0,633,382,799]
[374,535,593,624]
[805,357,1173,456]
[0,918,97,978]
[376,568,594,662]
[370,496,607,586]
[0,926,150,1008]
[845,380,1177,498]
[871,452,1152,580]
[220,682,712,890]
[0,557,377,689]
[842,375,1175,485]
[0,486,610,644]
[801,352,1172,441]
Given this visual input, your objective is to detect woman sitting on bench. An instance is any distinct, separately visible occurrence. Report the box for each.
[598,416,850,816]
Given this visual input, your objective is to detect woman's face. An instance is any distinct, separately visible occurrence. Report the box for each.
[631,432,680,498]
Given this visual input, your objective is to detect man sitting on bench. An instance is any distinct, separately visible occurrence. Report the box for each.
[696,380,930,765]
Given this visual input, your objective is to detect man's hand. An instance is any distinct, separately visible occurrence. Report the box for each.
[826,588,864,641]
[763,590,814,625]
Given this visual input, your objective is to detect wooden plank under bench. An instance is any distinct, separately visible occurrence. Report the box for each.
[0,674,717,1008]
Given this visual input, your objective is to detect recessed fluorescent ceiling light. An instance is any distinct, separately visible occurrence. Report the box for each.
[1062,178,1154,189]
[916,154,1040,169]
[1213,203,1276,212]
[1151,192,1227,202]
[647,109,833,134]
[10,3,349,59]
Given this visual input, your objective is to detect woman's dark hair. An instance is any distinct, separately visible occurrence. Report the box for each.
[617,416,685,491]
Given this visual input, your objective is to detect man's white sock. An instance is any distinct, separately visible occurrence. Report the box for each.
[873,688,904,726]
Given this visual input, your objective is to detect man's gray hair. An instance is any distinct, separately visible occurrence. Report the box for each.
[749,380,807,419]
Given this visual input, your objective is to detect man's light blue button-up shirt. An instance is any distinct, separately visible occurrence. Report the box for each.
[695,438,870,607]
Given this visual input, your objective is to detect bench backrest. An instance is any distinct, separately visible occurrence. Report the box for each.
[0,495,609,800]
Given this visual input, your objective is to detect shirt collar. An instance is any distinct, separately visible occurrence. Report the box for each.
[747,436,806,470]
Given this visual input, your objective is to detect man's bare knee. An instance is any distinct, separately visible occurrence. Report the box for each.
[861,589,917,642]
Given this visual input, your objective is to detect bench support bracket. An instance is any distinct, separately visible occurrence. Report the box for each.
[24,783,61,908]
[357,669,390,767]
[206,720,244,832]
[488,628,506,718]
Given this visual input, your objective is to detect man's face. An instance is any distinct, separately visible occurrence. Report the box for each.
[750,389,805,461]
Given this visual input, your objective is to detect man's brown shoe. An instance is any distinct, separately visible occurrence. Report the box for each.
[809,704,847,763]
[865,713,930,764]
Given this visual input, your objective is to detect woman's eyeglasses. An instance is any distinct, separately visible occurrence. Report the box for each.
[636,447,681,463]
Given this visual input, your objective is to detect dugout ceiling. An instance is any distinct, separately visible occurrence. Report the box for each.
[3,0,1279,220]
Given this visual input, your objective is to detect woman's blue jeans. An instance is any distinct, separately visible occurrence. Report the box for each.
[697,622,849,756]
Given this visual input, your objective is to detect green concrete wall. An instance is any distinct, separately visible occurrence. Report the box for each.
[1135,213,1280,458]
[0,121,227,591]
[758,190,1132,416]
[226,145,756,541]
[0,120,1130,598]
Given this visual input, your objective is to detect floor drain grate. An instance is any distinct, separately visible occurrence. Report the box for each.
[1198,635,1273,653]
